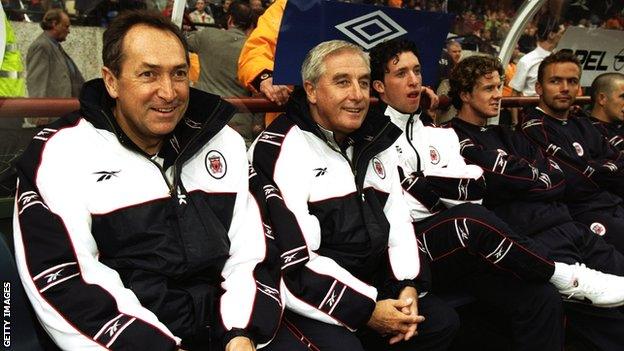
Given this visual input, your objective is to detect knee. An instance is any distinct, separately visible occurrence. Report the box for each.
[423,302,461,341]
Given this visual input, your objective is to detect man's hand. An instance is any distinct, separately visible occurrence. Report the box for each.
[259,77,293,106]
[421,86,439,119]
[366,296,425,339]
[225,336,256,351]
[388,287,421,344]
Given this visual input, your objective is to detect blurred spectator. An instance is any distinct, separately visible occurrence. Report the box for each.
[510,17,564,97]
[25,9,84,126]
[436,40,462,124]
[518,23,537,53]
[189,0,215,28]
[213,0,231,28]
[249,0,263,13]
[0,4,35,196]
[437,40,461,87]
[188,0,263,146]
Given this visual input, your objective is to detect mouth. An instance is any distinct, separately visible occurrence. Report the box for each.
[343,107,364,114]
[407,91,421,99]
[151,106,178,114]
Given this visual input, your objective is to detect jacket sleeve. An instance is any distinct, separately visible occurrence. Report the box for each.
[422,130,485,207]
[381,153,423,295]
[456,134,565,202]
[13,132,178,350]
[237,0,285,93]
[219,135,282,347]
[25,42,50,98]
[249,129,377,331]
[521,116,624,197]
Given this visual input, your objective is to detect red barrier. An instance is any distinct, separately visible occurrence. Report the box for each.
[0,96,591,118]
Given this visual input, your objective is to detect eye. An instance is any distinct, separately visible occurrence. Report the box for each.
[173,69,188,80]
[337,80,350,87]
[140,71,154,78]
[396,71,406,78]
[359,80,370,89]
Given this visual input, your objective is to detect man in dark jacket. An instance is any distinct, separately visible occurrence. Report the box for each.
[520,51,624,253]
[13,10,281,351]
[249,39,459,351]
[448,54,624,350]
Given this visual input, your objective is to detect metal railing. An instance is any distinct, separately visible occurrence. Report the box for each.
[0,96,592,118]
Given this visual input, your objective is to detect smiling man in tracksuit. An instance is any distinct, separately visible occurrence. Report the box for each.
[369,38,624,351]
[13,11,281,351]
[249,40,460,351]
[447,54,624,350]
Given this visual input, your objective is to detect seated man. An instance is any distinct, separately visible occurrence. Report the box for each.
[589,72,624,152]
[447,54,624,350]
[520,51,624,253]
[13,11,281,351]
[249,40,459,351]
[369,38,624,351]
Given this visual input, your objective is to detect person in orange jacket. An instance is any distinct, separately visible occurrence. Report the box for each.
[237,0,292,125]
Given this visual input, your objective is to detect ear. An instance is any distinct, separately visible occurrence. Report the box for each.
[101,66,120,99]
[459,90,471,104]
[597,92,608,107]
[535,81,543,97]
[372,80,385,95]
[304,81,317,104]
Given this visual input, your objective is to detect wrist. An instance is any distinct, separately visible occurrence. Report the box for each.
[252,69,273,91]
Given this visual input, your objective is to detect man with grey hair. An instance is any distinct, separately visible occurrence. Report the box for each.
[590,73,624,152]
[249,39,458,350]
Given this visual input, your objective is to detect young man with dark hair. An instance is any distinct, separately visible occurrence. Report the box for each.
[14,10,281,351]
[250,39,459,351]
[447,54,624,350]
[369,38,624,351]
[589,72,624,151]
[520,51,624,253]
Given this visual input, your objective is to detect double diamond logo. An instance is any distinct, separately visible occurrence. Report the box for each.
[335,10,407,50]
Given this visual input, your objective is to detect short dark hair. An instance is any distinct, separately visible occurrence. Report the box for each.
[369,38,421,84]
[536,50,581,85]
[229,1,256,31]
[536,17,561,41]
[449,55,503,109]
[40,9,67,30]
[102,10,189,77]
[591,72,624,104]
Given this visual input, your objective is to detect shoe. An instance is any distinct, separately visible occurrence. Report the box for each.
[559,263,624,308]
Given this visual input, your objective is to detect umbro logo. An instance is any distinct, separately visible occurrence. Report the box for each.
[335,10,407,50]
[93,170,120,182]
[313,167,327,177]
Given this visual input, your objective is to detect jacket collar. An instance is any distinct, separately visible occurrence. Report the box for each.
[79,78,236,168]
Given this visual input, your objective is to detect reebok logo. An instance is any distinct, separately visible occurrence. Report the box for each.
[94,170,120,182]
[313,167,327,177]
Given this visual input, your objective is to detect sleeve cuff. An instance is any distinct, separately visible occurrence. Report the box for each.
[251,69,273,91]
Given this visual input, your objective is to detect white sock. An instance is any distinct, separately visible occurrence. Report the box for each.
[549,262,575,290]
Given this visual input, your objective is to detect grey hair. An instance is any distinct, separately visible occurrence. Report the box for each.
[301,40,369,85]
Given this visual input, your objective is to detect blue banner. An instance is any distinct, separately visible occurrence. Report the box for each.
[274,0,454,86]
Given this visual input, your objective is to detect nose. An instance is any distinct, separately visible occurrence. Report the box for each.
[157,76,177,102]
[560,81,570,92]
[407,71,420,87]
[348,81,365,101]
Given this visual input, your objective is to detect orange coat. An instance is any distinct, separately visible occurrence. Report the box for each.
[237,0,287,124]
